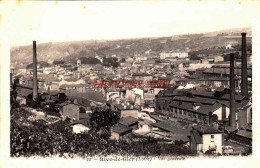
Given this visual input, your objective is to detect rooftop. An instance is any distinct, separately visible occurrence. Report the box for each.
[112,123,132,135]
[65,119,91,128]
[236,130,252,139]
[193,124,222,134]
[66,91,105,104]
[196,103,222,115]
[119,116,139,127]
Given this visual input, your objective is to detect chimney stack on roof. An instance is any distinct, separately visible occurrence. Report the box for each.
[241,33,248,96]
[33,41,38,101]
[229,53,236,128]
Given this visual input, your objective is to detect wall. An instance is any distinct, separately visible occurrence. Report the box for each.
[202,133,223,154]
[17,96,26,105]
[190,132,198,152]
[125,90,135,101]
[72,124,90,134]
[212,107,222,120]
[111,132,120,140]
[63,104,80,120]
[247,106,252,124]
[132,88,144,99]
[121,110,139,118]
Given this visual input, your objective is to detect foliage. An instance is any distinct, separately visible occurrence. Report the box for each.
[78,57,101,65]
[103,57,119,67]
[10,106,196,157]
[189,54,201,60]
[26,61,50,69]
[90,107,120,131]
[53,60,65,65]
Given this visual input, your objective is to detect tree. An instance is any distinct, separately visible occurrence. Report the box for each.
[90,107,120,131]
[53,60,65,65]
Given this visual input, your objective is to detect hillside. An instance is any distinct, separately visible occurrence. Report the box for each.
[11,27,252,65]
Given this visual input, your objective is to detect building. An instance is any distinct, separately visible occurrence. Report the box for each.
[214,56,224,62]
[110,123,133,141]
[62,103,82,120]
[77,59,81,67]
[160,51,189,59]
[189,125,223,154]
[61,101,90,121]
[229,129,252,147]
[16,87,33,106]
[155,87,250,127]
[65,119,91,134]
[151,120,190,141]
[119,116,139,130]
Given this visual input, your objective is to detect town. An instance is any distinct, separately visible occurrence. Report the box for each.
[10,30,252,157]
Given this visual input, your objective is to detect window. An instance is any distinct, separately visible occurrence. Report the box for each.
[211,135,214,139]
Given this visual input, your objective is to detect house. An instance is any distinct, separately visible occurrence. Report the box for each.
[189,125,223,154]
[77,59,81,67]
[120,108,139,119]
[214,56,224,62]
[111,123,133,141]
[40,90,60,103]
[62,103,81,120]
[62,102,89,121]
[65,119,91,134]
[226,44,233,50]
[119,116,139,130]
[16,87,33,105]
[237,104,252,129]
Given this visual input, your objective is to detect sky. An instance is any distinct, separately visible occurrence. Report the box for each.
[0,1,260,46]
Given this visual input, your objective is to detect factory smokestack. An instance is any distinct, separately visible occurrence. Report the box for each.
[229,53,236,128]
[33,41,38,101]
[10,73,13,86]
[241,33,248,96]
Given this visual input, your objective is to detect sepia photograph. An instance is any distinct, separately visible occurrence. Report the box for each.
[1,1,260,168]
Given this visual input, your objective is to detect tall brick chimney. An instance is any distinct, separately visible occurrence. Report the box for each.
[33,41,38,101]
[229,53,236,128]
[241,33,248,96]
[10,73,13,86]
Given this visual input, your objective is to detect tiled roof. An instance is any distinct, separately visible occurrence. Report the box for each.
[203,68,252,76]
[236,130,252,139]
[196,103,222,115]
[172,96,216,105]
[193,124,222,134]
[221,94,245,101]
[152,120,179,132]
[65,119,91,128]
[119,116,139,127]
[16,88,33,97]
[169,101,194,111]
[190,90,215,98]
[112,123,132,135]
